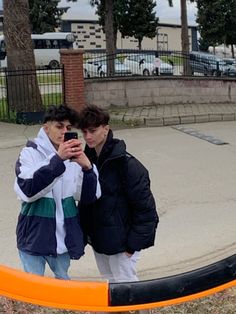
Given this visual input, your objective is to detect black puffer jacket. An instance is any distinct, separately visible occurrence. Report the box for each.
[80,130,159,255]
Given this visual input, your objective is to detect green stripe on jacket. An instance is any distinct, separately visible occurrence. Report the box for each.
[62,197,78,218]
[21,196,78,218]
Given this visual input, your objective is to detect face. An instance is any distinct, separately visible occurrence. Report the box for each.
[81,125,109,153]
[44,120,72,149]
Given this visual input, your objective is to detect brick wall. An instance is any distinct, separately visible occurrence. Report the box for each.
[60,49,84,112]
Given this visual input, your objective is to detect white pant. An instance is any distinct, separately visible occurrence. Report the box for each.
[94,250,140,283]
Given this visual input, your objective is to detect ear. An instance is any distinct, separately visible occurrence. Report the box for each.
[43,123,49,134]
[104,125,110,135]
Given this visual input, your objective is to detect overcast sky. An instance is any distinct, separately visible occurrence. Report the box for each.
[0,0,197,25]
[59,0,198,24]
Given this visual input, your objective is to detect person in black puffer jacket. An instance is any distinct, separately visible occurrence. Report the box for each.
[78,105,159,283]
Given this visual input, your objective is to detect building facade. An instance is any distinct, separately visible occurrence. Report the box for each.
[61,13,198,52]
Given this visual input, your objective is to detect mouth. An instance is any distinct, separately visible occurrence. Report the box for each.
[87,141,94,147]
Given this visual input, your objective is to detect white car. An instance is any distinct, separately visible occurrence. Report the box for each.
[84,59,131,77]
[123,54,173,76]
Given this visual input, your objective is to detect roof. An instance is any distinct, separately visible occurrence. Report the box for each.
[61,6,97,21]
[61,8,197,28]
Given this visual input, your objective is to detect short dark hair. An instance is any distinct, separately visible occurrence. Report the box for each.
[43,105,79,126]
[78,105,110,129]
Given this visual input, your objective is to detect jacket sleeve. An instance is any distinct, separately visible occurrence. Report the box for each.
[125,157,159,253]
[75,164,101,203]
[14,147,66,203]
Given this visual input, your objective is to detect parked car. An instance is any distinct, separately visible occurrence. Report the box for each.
[222,65,236,77]
[123,54,174,76]
[83,58,131,77]
[223,58,236,66]
[189,51,234,76]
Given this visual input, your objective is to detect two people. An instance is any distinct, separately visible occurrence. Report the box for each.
[14,104,158,282]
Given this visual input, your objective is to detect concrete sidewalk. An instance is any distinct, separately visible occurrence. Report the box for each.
[109,103,236,127]
[1,102,236,148]
[1,106,236,282]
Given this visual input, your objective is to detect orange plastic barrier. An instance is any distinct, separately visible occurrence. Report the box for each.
[1,264,236,311]
[0,265,108,311]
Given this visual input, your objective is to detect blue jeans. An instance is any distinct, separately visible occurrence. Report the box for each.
[19,250,70,280]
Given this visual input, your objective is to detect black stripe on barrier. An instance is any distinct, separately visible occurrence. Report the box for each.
[109,253,236,306]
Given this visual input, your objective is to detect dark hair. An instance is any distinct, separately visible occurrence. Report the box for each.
[78,105,110,129]
[43,105,79,126]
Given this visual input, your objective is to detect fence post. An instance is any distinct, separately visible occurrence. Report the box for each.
[60,49,84,112]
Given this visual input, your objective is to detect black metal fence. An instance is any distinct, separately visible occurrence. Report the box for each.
[1,51,235,123]
[83,49,236,79]
[0,66,64,123]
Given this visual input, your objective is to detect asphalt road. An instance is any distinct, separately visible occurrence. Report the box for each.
[1,121,236,281]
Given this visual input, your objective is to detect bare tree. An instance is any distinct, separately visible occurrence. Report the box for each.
[3,0,43,113]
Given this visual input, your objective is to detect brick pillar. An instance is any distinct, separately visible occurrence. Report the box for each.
[60,49,84,112]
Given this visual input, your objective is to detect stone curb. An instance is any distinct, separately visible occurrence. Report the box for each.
[111,112,236,128]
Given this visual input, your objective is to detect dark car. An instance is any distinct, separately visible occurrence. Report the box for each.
[222,65,236,77]
[189,51,231,76]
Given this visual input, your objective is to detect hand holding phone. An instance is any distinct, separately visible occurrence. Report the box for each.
[64,132,79,160]
[60,132,91,169]
[57,132,81,160]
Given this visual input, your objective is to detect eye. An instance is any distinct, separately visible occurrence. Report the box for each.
[89,128,97,133]
[66,126,72,131]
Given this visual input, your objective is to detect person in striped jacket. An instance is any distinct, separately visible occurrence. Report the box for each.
[14,105,101,279]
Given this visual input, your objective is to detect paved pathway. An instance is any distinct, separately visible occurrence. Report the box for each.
[109,103,236,127]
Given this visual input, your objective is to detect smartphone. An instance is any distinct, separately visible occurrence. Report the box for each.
[64,132,78,142]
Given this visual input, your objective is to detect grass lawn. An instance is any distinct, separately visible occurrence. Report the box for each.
[1,287,236,313]
[0,93,62,122]
[0,73,62,87]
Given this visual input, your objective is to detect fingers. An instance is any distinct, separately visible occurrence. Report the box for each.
[58,139,83,160]
[66,139,82,147]
[58,139,91,169]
